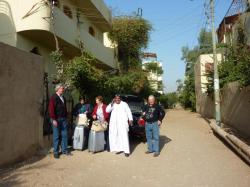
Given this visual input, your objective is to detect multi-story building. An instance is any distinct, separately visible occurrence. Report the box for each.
[194,54,222,116]
[142,53,164,94]
[0,0,118,86]
[217,0,250,46]
[194,54,223,94]
[0,0,119,139]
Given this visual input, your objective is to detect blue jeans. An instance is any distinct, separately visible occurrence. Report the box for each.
[52,118,68,154]
[145,122,159,153]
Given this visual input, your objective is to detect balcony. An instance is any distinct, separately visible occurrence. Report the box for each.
[75,0,112,31]
[15,3,116,68]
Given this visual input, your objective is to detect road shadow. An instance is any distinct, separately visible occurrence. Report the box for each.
[159,135,172,153]
[212,132,250,166]
[129,135,146,154]
[129,135,172,154]
[0,152,50,187]
[199,116,250,166]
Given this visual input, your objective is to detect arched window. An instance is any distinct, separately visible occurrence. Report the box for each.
[88,26,95,37]
[63,5,72,19]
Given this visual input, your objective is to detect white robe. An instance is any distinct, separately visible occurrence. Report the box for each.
[106,101,133,154]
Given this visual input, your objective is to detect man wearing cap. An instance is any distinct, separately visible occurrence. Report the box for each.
[106,94,133,157]
[49,84,70,159]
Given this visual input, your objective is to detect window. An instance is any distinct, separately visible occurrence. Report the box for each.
[88,26,95,37]
[50,0,60,7]
[30,47,41,55]
[63,5,72,19]
[205,63,213,73]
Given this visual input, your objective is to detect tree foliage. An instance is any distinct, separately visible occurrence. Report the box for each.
[158,92,178,109]
[143,62,164,75]
[51,15,156,101]
[61,53,153,101]
[219,44,250,87]
[178,74,196,111]
[62,54,104,98]
[179,28,212,111]
[109,16,152,72]
[50,50,64,80]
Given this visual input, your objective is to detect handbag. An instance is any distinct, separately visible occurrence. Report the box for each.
[75,113,88,126]
[91,120,108,132]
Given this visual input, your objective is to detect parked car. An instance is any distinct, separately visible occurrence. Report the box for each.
[120,95,146,139]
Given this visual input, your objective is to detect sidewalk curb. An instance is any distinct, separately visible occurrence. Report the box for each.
[208,120,250,165]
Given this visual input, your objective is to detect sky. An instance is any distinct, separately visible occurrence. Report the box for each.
[104,0,232,93]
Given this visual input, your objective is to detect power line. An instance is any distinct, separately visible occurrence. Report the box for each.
[153,1,208,45]
[153,18,205,39]
[153,7,206,34]
[191,0,209,47]
[151,24,199,47]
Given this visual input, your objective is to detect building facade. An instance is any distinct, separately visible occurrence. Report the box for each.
[194,54,222,94]
[0,0,118,85]
[217,0,250,46]
[0,0,118,144]
[142,53,164,94]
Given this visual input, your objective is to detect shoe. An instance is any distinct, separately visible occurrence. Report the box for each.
[124,153,130,157]
[145,151,153,154]
[153,153,160,157]
[116,151,123,155]
[63,152,73,156]
[54,154,59,159]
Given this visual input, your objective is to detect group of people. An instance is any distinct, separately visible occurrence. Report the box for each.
[49,84,165,159]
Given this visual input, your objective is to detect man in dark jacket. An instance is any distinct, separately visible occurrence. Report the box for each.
[142,95,165,157]
[49,84,70,159]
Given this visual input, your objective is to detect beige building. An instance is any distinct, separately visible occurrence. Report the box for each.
[194,54,222,94]
[142,53,164,94]
[194,54,250,138]
[0,0,118,150]
[0,0,118,85]
[194,54,222,116]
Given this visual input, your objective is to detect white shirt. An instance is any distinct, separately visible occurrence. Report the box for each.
[97,105,104,121]
[57,93,64,103]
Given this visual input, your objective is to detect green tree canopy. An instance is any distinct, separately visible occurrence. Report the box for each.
[109,16,152,72]
[179,28,212,110]
[219,44,250,87]
[62,54,153,101]
[143,62,164,75]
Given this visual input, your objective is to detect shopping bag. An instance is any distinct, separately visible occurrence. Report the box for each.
[91,120,108,132]
[75,113,88,126]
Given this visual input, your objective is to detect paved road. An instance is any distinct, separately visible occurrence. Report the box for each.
[1,109,249,187]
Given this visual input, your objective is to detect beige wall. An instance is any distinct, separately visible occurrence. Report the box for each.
[0,0,117,69]
[195,81,250,138]
[0,42,44,167]
[195,54,222,94]
[195,54,250,138]
[0,0,16,46]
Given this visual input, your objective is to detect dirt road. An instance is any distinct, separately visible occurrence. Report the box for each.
[1,109,249,187]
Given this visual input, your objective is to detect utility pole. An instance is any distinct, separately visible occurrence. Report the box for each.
[210,0,221,126]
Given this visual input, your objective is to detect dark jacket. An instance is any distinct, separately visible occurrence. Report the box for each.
[142,104,165,123]
[49,94,67,120]
[72,103,92,117]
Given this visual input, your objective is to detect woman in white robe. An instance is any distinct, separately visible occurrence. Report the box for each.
[106,95,133,156]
